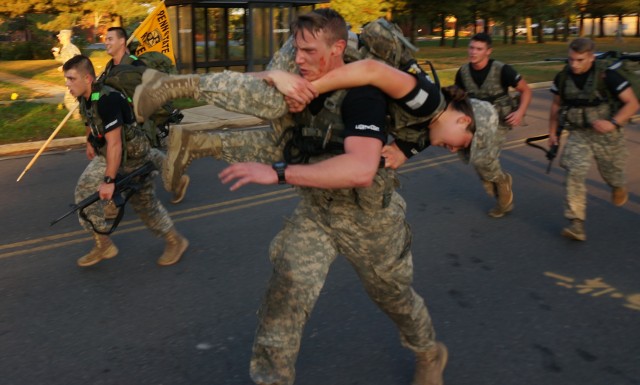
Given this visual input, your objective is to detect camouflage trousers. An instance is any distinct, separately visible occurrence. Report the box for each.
[470,124,509,183]
[74,145,173,237]
[250,186,436,385]
[560,127,627,221]
[199,71,288,120]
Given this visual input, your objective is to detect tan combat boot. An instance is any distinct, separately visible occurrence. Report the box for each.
[561,219,586,241]
[171,175,190,204]
[163,126,222,193]
[133,69,200,123]
[488,173,514,218]
[157,227,189,266]
[77,233,118,267]
[612,186,628,207]
[481,179,496,197]
[412,342,448,385]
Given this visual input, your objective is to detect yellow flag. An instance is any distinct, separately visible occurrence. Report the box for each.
[130,1,175,63]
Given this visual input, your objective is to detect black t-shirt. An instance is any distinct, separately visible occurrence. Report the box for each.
[455,59,522,90]
[308,85,388,145]
[394,72,442,117]
[550,65,631,98]
[86,91,135,134]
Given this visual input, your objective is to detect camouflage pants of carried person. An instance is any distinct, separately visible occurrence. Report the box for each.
[251,172,436,385]
[469,124,509,183]
[465,99,514,217]
[74,135,173,237]
[560,127,627,221]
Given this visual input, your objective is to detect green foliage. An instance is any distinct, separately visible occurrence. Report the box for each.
[328,0,387,30]
[0,40,54,60]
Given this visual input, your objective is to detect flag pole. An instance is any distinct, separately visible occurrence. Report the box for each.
[16,104,78,182]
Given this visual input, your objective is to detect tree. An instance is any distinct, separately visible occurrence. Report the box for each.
[328,0,388,30]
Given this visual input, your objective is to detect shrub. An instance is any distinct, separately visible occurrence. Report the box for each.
[0,41,56,60]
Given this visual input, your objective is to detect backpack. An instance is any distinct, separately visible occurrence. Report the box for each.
[608,53,640,99]
[100,51,183,148]
[353,18,441,146]
[357,18,418,71]
[136,51,177,75]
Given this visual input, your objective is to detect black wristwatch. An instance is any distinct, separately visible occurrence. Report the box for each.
[610,118,621,129]
[103,176,115,184]
[272,162,287,185]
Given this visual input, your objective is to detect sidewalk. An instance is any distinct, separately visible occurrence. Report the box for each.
[0,71,66,105]
[0,104,265,157]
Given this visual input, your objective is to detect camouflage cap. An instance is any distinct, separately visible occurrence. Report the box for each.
[458,98,498,163]
[58,29,73,37]
[460,98,499,164]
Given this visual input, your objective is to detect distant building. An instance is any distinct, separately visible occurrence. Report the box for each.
[165,0,329,73]
[581,15,639,37]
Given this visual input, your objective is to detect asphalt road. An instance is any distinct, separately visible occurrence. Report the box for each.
[1,89,639,385]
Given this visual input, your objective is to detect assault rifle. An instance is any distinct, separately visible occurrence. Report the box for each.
[525,107,568,174]
[51,162,156,234]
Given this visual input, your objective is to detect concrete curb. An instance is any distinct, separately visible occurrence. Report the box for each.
[0,137,86,157]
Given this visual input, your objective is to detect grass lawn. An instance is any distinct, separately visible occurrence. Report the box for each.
[0,102,86,144]
[0,80,40,101]
[0,37,638,145]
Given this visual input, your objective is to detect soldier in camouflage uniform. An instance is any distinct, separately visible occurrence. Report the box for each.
[455,33,532,218]
[63,55,189,267]
[134,9,448,385]
[99,26,190,204]
[52,29,82,119]
[549,38,639,241]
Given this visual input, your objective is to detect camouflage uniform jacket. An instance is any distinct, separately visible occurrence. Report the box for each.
[79,84,143,161]
[557,61,613,129]
[459,61,515,125]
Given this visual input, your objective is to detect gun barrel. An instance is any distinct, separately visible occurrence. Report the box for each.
[50,208,77,226]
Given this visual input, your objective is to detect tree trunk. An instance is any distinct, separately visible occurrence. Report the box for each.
[616,14,623,42]
[525,17,533,43]
[453,18,460,48]
[537,17,544,43]
[409,12,417,44]
[439,13,446,47]
[511,17,517,44]
[112,15,123,28]
[599,17,605,38]
[94,12,102,43]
